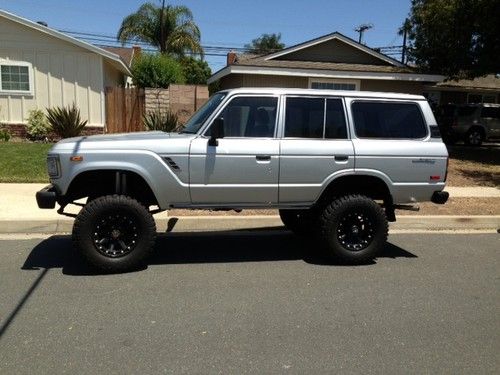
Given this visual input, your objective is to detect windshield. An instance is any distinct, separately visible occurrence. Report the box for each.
[180,93,226,134]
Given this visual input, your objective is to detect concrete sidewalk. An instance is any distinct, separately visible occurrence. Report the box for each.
[0,183,499,234]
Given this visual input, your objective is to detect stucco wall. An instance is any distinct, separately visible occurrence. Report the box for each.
[219,74,308,90]
[0,16,107,126]
[359,80,425,95]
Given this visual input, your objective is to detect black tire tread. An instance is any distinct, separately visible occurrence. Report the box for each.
[319,194,388,263]
[72,194,156,272]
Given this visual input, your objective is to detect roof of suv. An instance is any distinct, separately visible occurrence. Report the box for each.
[220,87,426,101]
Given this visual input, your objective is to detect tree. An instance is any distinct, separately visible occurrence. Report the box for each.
[245,33,285,55]
[131,53,185,88]
[118,2,203,57]
[403,0,500,78]
[180,57,211,84]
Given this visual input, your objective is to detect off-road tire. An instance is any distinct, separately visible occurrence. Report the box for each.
[319,194,388,264]
[72,195,156,272]
[279,209,318,236]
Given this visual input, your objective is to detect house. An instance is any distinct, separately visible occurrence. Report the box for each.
[0,9,131,135]
[424,74,500,106]
[208,32,444,96]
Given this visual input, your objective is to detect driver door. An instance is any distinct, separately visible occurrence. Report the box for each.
[189,95,280,205]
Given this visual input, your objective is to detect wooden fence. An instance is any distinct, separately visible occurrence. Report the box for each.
[105,87,145,133]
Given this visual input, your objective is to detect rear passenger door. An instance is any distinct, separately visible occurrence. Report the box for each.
[347,99,447,184]
[279,96,354,204]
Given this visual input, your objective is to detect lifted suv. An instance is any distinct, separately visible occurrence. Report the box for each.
[37,88,449,272]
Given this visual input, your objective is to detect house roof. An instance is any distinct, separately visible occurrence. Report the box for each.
[435,74,500,91]
[263,32,406,67]
[235,54,415,74]
[208,31,443,84]
[101,46,135,67]
[0,9,131,75]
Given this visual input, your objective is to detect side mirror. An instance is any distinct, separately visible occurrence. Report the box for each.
[209,117,224,146]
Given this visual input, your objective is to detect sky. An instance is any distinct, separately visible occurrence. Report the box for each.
[0,0,412,73]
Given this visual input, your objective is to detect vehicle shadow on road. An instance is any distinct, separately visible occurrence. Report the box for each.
[21,228,417,275]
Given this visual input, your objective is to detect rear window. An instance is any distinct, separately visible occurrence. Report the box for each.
[352,101,427,139]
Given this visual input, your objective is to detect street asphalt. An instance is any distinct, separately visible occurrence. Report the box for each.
[0,231,499,374]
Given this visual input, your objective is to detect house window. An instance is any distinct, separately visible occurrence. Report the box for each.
[0,61,34,95]
[467,93,497,104]
[309,78,359,91]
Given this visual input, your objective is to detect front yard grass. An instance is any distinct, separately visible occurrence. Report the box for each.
[0,142,53,183]
[446,144,500,187]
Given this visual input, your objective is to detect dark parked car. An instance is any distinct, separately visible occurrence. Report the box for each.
[436,103,500,146]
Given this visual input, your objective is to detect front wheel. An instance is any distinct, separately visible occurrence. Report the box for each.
[72,195,156,272]
[319,195,388,264]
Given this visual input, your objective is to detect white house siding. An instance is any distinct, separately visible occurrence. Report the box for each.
[0,16,105,126]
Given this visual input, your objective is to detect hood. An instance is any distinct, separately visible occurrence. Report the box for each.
[50,131,196,153]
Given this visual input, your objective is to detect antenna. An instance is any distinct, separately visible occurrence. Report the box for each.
[355,23,373,44]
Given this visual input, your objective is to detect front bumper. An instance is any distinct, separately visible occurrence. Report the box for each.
[36,184,58,209]
[431,190,449,205]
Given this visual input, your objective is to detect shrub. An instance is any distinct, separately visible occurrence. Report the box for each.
[26,109,50,141]
[0,127,11,142]
[46,104,87,138]
[180,57,211,84]
[131,53,185,88]
[143,109,179,132]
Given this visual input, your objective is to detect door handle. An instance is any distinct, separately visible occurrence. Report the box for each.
[334,155,349,162]
[256,155,271,161]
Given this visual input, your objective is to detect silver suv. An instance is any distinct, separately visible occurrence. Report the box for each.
[37,88,449,272]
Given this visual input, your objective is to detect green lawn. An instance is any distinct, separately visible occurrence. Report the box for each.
[0,142,53,183]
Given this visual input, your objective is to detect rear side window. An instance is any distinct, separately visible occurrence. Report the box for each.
[480,107,500,119]
[352,101,427,139]
[285,97,347,139]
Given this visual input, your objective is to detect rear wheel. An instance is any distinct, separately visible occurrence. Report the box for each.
[465,128,484,146]
[72,195,156,272]
[319,195,388,263]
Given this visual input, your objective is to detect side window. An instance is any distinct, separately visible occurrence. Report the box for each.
[285,97,324,138]
[352,101,427,139]
[285,97,348,139]
[325,99,348,139]
[480,107,500,119]
[215,96,277,137]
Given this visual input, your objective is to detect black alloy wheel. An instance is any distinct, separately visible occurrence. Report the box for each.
[73,195,156,272]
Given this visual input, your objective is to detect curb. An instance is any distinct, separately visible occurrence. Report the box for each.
[0,215,499,234]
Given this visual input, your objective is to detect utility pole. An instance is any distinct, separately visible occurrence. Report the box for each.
[159,0,166,53]
[401,18,410,64]
[355,23,373,44]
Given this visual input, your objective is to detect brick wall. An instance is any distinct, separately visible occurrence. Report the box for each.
[144,85,209,125]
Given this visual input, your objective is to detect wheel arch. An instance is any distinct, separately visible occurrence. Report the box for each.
[63,168,160,207]
[315,172,394,209]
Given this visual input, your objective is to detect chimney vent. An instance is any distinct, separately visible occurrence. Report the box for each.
[227,51,237,66]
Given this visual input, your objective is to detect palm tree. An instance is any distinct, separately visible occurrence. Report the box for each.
[117,2,203,57]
